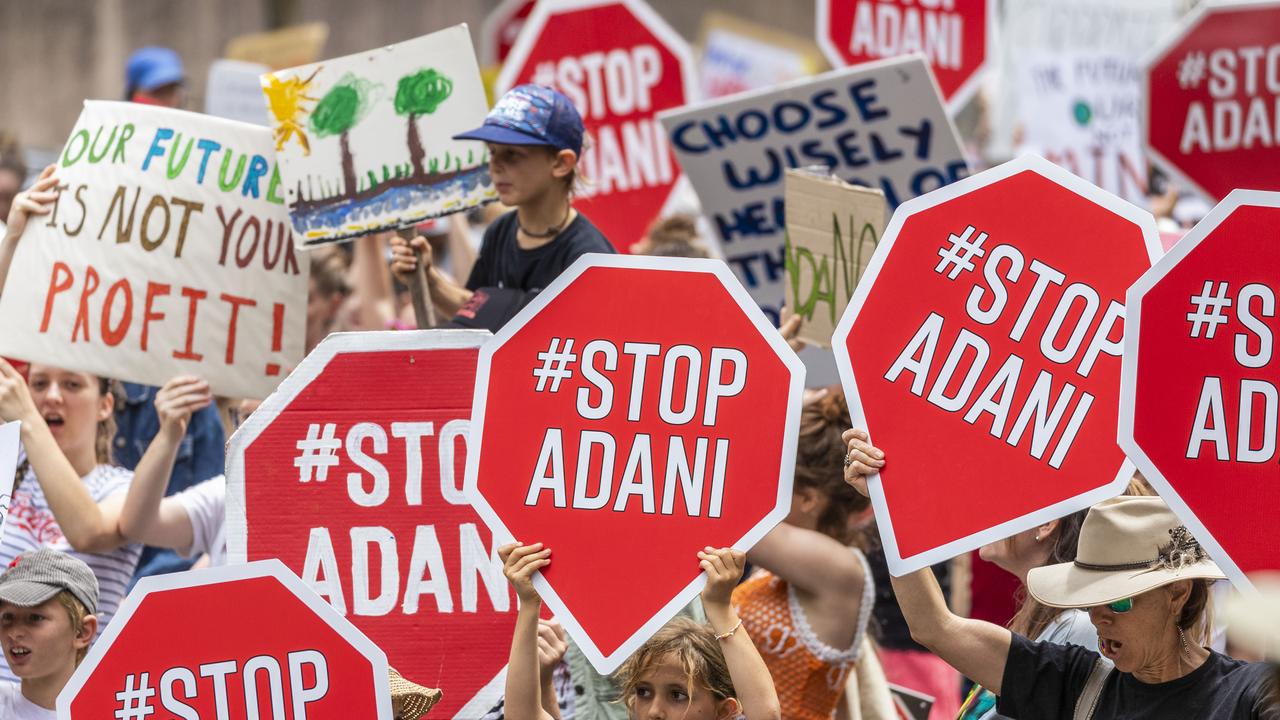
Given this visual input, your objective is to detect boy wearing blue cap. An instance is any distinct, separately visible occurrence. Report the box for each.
[0,548,99,717]
[391,84,615,329]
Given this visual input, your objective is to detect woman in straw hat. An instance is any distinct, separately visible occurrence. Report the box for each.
[841,429,1279,720]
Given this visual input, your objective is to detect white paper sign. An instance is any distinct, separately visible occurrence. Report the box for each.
[205,59,272,126]
[0,101,308,399]
[659,55,969,322]
[994,0,1184,204]
[264,25,495,245]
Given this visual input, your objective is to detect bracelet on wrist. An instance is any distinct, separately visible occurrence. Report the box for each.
[714,618,743,641]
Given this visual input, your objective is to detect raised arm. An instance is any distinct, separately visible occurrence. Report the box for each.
[500,542,556,720]
[700,547,782,720]
[0,358,122,552]
[118,376,211,550]
[0,165,57,300]
[842,429,1012,693]
[747,521,866,601]
[348,231,397,330]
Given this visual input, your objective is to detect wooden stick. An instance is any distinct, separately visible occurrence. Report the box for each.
[399,228,436,329]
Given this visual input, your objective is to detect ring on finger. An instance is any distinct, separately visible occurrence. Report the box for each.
[843,448,856,468]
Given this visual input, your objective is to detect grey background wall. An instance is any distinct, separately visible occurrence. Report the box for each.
[0,0,818,152]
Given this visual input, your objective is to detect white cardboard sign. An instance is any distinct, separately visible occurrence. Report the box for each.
[0,101,307,399]
[658,55,968,323]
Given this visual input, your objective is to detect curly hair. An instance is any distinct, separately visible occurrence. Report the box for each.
[614,617,735,710]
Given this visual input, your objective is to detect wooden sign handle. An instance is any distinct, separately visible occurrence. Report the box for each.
[399,227,437,329]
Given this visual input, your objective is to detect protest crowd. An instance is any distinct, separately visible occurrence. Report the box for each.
[0,1,1278,718]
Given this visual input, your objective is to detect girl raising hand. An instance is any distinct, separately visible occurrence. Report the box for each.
[499,543,780,720]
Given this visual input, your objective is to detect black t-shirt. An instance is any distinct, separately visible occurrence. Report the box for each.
[465,210,615,292]
[997,633,1279,720]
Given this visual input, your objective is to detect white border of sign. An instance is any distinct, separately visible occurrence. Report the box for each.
[57,560,393,719]
[1119,188,1280,594]
[464,253,805,674]
[224,329,502,719]
[814,0,997,114]
[1140,0,1280,202]
[832,153,1162,576]
[496,0,701,227]
[480,0,534,67]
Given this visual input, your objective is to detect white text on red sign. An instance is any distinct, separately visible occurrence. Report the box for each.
[527,339,747,517]
[291,420,510,618]
[847,0,966,71]
[1186,281,1278,463]
[1178,44,1280,154]
[531,45,674,197]
[885,225,1123,468]
[112,650,327,720]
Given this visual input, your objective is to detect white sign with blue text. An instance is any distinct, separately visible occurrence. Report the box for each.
[658,55,968,323]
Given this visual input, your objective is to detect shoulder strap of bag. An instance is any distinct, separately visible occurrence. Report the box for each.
[1072,655,1116,720]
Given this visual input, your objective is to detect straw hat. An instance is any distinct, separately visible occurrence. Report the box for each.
[389,668,442,720]
[1224,574,1280,660]
[1028,496,1224,608]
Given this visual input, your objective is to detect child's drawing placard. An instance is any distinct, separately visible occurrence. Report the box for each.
[0,101,308,400]
[263,25,496,245]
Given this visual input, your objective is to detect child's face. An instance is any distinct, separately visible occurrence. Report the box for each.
[486,143,571,206]
[0,598,84,680]
[631,653,734,720]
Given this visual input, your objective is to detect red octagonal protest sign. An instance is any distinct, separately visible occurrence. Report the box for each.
[466,254,804,672]
[834,155,1160,575]
[1143,1,1280,201]
[498,0,697,251]
[1121,190,1280,590]
[227,331,514,719]
[59,561,390,719]
[816,0,993,111]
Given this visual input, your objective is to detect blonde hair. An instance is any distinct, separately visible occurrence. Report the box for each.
[615,617,735,710]
[54,590,91,663]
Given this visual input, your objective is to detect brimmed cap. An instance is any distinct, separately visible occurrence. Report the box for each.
[1027,496,1224,608]
[389,668,442,719]
[0,548,98,614]
[1224,574,1280,660]
[453,84,583,155]
[125,46,185,97]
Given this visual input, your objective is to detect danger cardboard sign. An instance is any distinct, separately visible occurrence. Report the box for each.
[834,154,1160,575]
[226,330,513,719]
[1142,0,1280,200]
[1120,190,1280,590]
[59,561,390,719]
[465,254,804,673]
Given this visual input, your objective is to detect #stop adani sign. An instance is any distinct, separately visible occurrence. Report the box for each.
[1121,190,1280,590]
[59,561,390,719]
[816,0,993,111]
[1143,1,1280,200]
[466,254,804,672]
[499,0,697,251]
[834,155,1160,575]
[226,331,513,719]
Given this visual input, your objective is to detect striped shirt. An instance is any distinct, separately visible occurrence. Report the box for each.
[0,464,140,683]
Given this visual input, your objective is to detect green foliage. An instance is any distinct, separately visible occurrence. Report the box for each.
[310,73,378,137]
[394,68,453,116]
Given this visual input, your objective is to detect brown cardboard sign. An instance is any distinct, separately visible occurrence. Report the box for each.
[784,169,887,347]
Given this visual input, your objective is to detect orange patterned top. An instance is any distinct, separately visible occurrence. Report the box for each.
[731,549,874,720]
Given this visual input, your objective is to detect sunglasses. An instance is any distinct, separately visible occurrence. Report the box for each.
[1102,597,1134,613]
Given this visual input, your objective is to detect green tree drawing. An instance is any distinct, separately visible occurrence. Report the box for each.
[394,68,453,179]
[310,73,376,197]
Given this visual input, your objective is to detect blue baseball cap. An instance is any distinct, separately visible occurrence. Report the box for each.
[454,84,584,156]
[125,47,185,98]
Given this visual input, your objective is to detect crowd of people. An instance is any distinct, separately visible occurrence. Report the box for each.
[0,35,1275,720]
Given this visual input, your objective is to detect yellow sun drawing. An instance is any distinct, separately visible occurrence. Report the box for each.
[263,67,321,155]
